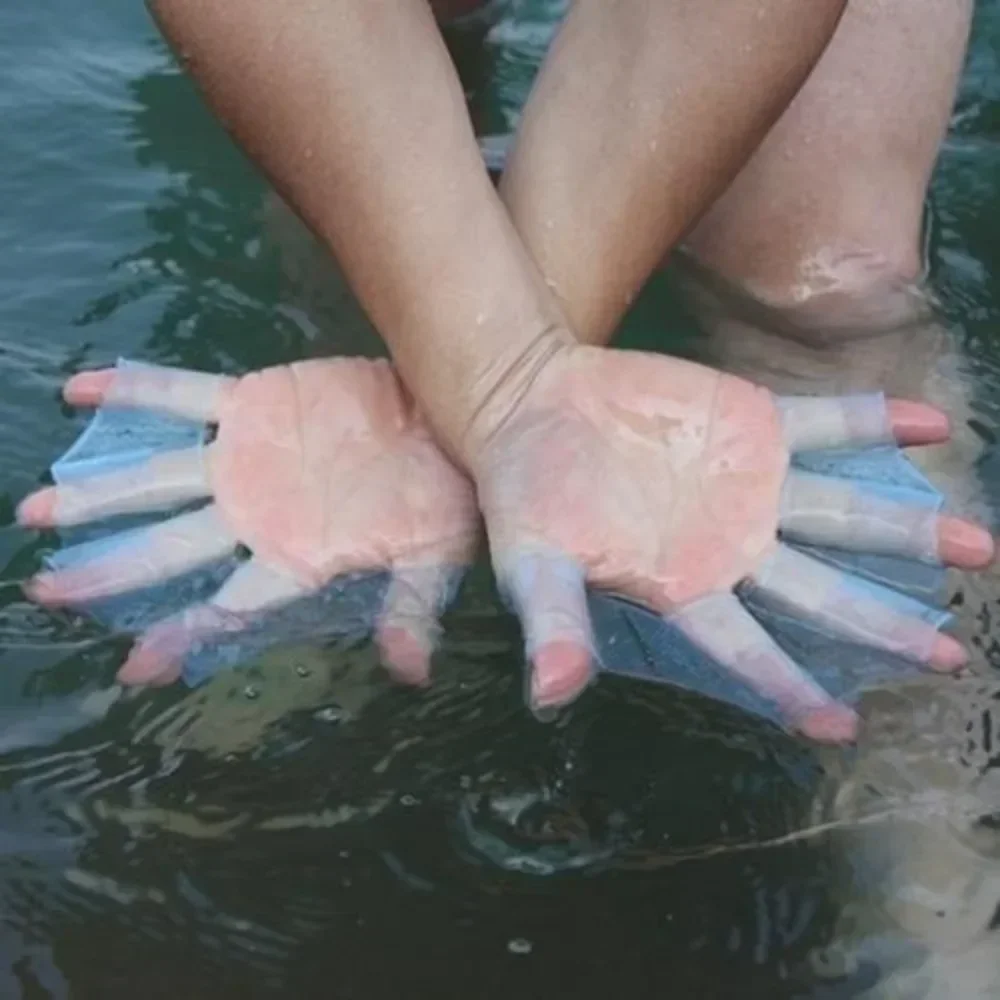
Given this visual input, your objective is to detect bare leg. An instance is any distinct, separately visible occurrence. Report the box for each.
[679,0,977,413]
[679,3,1000,994]
[680,0,984,519]
[685,0,970,317]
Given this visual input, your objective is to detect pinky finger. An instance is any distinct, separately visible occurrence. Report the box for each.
[777,393,950,453]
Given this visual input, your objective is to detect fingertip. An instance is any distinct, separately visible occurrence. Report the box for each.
[118,611,210,687]
[797,703,859,744]
[63,369,116,407]
[16,488,57,528]
[530,640,593,709]
[885,399,950,446]
[117,641,184,687]
[23,573,62,606]
[937,516,995,570]
[377,624,433,687]
[24,568,112,607]
[929,633,968,672]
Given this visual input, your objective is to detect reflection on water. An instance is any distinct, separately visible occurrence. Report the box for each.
[0,0,999,996]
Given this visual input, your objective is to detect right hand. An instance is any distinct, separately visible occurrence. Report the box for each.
[468,343,994,743]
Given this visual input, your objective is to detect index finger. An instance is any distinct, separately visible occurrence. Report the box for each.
[670,592,859,743]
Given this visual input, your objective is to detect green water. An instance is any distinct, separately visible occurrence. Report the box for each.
[1,1,999,997]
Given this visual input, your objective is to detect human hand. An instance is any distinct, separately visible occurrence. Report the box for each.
[469,345,995,742]
[18,358,478,687]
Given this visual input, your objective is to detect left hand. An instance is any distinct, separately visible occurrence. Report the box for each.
[18,358,479,686]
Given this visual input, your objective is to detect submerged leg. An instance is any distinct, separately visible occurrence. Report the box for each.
[679,0,977,456]
[679,1,1000,993]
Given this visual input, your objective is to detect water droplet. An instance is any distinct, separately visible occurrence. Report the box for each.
[507,938,533,955]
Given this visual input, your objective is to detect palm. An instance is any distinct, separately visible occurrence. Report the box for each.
[479,351,785,608]
[210,361,474,580]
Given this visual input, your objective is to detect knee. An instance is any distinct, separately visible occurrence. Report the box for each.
[682,196,930,342]
[753,248,932,343]
[675,245,935,349]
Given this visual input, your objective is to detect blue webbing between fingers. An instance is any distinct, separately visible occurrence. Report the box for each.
[597,443,952,729]
[51,359,207,485]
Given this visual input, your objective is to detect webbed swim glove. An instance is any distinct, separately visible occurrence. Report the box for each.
[591,428,975,734]
[17,358,478,687]
[473,350,995,743]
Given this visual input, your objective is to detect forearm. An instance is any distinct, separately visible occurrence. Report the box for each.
[150,0,567,461]
[500,0,847,345]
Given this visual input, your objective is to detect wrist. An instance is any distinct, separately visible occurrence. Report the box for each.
[456,323,575,470]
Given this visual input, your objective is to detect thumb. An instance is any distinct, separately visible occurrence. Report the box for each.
[376,563,463,685]
[496,546,596,714]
